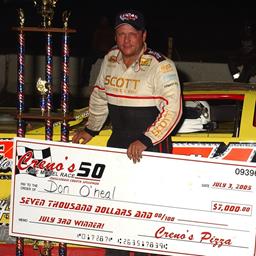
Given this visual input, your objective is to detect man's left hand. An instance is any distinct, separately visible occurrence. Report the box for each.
[127,140,147,164]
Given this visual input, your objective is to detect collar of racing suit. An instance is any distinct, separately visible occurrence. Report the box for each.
[116,42,147,72]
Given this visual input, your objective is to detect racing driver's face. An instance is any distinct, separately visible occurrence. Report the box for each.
[115,24,146,61]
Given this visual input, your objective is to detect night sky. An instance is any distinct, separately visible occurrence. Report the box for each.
[0,0,255,62]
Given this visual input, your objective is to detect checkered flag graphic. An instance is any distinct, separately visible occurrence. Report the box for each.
[16,146,52,177]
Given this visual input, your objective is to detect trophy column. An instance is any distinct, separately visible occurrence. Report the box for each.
[45,31,53,141]
[61,11,71,143]
[15,9,25,256]
[17,9,26,139]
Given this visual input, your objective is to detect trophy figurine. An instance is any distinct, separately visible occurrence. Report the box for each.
[34,0,58,27]
[62,10,71,29]
[36,77,49,116]
[18,8,25,28]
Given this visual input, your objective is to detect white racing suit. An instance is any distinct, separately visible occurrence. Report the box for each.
[85,46,183,153]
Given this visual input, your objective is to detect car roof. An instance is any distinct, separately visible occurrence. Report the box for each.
[183,82,256,92]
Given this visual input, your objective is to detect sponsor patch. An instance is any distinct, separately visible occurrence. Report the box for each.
[140,57,152,66]
[164,82,179,88]
[160,63,173,73]
[104,75,140,90]
[146,49,165,62]
[108,55,117,63]
[162,73,177,83]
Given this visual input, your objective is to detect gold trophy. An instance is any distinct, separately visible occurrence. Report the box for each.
[36,77,48,95]
[17,8,25,28]
[34,0,58,27]
[36,77,49,116]
[14,1,74,256]
[62,10,71,29]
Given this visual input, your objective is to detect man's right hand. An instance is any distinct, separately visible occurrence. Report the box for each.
[72,129,93,144]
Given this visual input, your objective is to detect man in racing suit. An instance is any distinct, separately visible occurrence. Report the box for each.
[72,9,182,164]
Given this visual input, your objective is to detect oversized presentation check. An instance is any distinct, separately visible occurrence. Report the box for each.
[10,137,256,255]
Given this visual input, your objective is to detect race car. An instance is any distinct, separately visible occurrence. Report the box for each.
[172,81,256,161]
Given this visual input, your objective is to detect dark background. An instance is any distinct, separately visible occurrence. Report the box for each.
[0,0,255,109]
[0,0,255,62]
